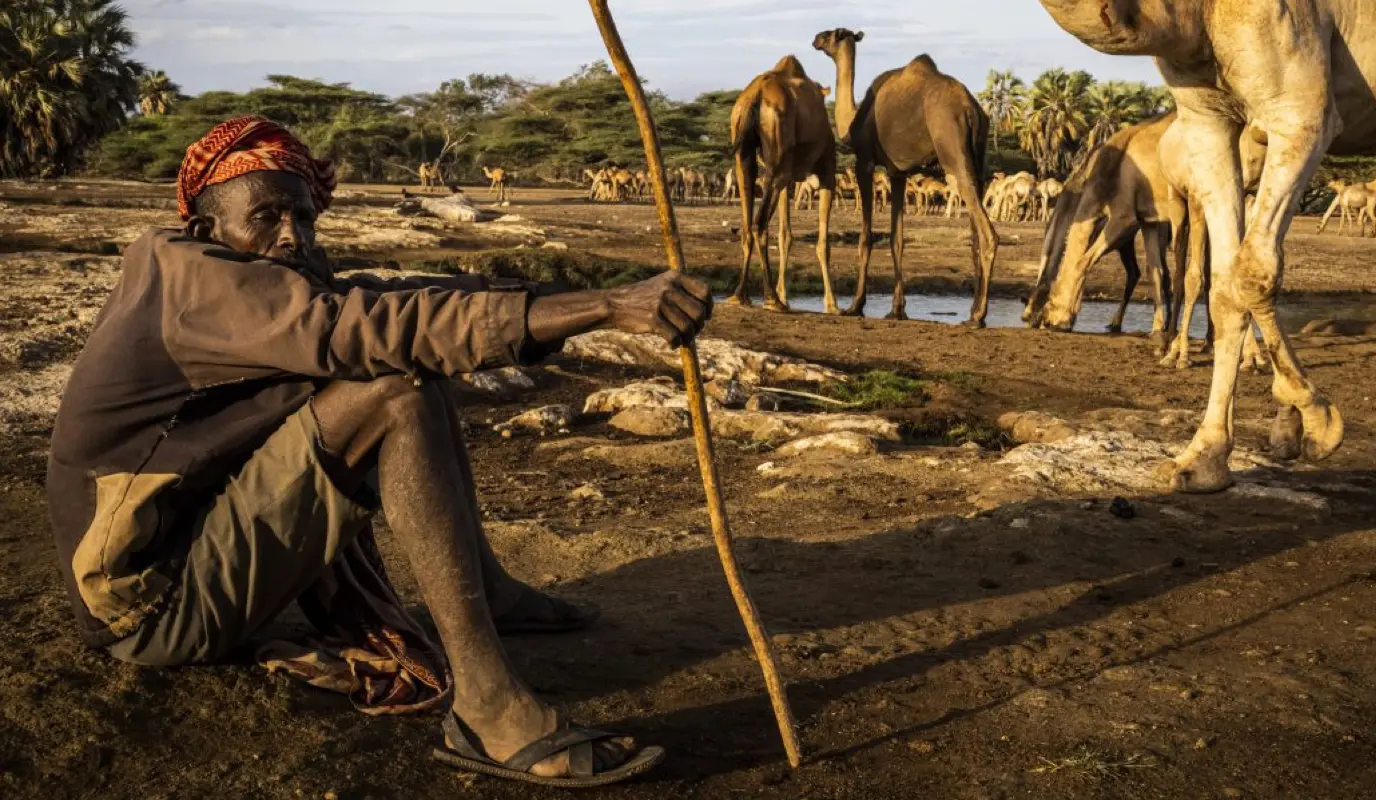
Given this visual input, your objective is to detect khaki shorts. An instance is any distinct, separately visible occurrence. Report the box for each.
[108,400,377,666]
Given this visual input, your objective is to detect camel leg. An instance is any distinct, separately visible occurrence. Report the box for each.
[1142,223,1173,352]
[1316,196,1341,233]
[1107,242,1140,334]
[754,178,787,311]
[844,165,877,316]
[940,162,997,327]
[1166,99,1339,492]
[728,152,758,306]
[775,184,794,310]
[887,178,909,321]
[1163,197,1209,369]
[817,171,839,314]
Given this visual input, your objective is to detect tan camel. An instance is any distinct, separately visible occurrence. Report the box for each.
[995,171,1037,221]
[417,161,441,190]
[874,170,892,213]
[1315,179,1376,236]
[1026,115,1183,347]
[943,173,965,218]
[481,166,510,203]
[834,167,860,212]
[813,29,998,322]
[1037,0,1357,492]
[1035,177,1064,222]
[907,175,947,215]
[727,55,838,311]
[720,169,739,203]
[1030,113,1270,370]
[793,174,822,210]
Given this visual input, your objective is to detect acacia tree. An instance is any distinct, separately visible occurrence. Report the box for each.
[0,0,143,176]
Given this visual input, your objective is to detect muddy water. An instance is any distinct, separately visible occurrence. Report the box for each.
[761,294,1213,337]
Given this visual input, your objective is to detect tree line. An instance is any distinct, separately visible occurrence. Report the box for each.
[4,1,1371,192]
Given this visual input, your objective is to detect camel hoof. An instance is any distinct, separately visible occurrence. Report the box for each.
[1105,324,1123,335]
[840,305,866,318]
[962,317,987,329]
[824,302,841,315]
[885,310,909,321]
[722,294,752,308]
[1300,401,1344,463]
[1269,406,1304,461]
[1158,452,1234,494]
[763,301,791,313]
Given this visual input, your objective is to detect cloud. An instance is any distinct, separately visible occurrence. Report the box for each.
[118,0,1162,98]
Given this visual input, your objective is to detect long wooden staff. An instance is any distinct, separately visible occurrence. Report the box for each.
[587,0,802,770]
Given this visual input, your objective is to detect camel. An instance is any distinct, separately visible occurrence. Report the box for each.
[481,166,510,203]
[1037,0,1359,493]
[1035,177,1064,222]
[832,167,860,212]
[720,169,739,203]
[813,29,998,322]
[1315,179,1376,236]
[793,174,822,211]
[994,171,1037,221]
[943,173,965,218]
[417,161,441,191]
[727,55,838,311]
[874,170,892,213]
[1026,115,1183,348]
[907,175,947,215]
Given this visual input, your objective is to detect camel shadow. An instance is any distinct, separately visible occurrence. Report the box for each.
[492,467,1376,780]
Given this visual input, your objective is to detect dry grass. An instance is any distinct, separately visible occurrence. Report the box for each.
[1030,747,1158,781]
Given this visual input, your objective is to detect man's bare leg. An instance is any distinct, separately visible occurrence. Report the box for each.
[312,376,630,777]
[434,383,594,628]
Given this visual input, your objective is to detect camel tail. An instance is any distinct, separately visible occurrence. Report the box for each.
[730,88,761,158]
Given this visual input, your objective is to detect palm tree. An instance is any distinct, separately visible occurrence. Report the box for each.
[138,69,179,115]
[1080,80,1153,154]
[977,69,1025,155]
[1018,68,1093,176]
[0,0,141,177]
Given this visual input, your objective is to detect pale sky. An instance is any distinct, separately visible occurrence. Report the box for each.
[123,0,1163,100]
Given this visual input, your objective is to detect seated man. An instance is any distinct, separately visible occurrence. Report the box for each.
[47,116,710,788]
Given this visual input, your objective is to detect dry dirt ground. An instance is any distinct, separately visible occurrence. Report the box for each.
[2,180,1376,799]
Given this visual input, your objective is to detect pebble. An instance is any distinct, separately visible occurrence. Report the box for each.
[1109,496,1136,519]
[1009,517,1030,529]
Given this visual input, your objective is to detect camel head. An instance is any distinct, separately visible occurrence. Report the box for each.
[1327,179,1348,192]
[1036,0,1201,57]
[812,28,863,59]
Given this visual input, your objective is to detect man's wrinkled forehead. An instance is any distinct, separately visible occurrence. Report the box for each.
[201,171,315,215]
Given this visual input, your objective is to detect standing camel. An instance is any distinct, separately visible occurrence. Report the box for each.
[1037,0,1357,493]
[417,161,441,191]
[727,55,838,311]
[813,28,998,322]
[1315,179,1376,236]
[482,166,510,203]
[1036,177,1064,221]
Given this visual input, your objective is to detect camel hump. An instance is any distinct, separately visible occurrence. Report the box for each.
[773,54,809,79]
[904,54,941,76]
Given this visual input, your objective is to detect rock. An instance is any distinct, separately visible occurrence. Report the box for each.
[610,407,690,437]
[1109,496,1136,519]
[563,330,846,386]
[998,410,1077,444]
[569,483,605,502]
[755,461,778,474]
[714,410,900,444]
[1009,517,1030,529]
[776,431,878,458]
[704,378,749,408]
[457,366,536,397]
[541,240,569,250]
[407,194,498,223]
[583,378,706,415]
[998,430,1275,495]
[579,439,696,469]
[756,483,790,499]
[494,404,574,435]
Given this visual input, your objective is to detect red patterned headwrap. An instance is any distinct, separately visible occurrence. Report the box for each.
[176,115,336,220]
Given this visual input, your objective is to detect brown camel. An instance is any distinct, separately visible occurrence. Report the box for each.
[417,161,441,191]
[1037,0,1360,492]
[813,29,998,322]
[727,55,838,311]
[1035,177,1064,221]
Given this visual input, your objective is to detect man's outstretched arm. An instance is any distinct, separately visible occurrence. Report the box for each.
[527,271,712,349]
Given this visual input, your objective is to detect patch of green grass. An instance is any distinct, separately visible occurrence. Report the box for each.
[902,415,1012,449]
[927,369,981,390]
[826,370,929,410]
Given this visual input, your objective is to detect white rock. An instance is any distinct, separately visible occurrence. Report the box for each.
[494,404,575,435]
[776,431,878,458]
[610,407,690,437]
[563,330,846,386]
[458,367,536,396]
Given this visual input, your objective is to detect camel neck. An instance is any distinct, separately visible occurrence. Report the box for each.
[832,43,859,142]
[1038,0,1201,58]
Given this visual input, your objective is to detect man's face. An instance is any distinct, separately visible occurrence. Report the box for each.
[190,171,318,264]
